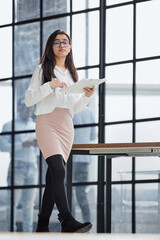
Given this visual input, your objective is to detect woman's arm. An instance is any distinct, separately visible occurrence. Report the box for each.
[25,65,53,107]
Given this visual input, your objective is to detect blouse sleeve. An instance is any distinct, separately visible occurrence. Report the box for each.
[73,93,91,114]
[25,65,53,107]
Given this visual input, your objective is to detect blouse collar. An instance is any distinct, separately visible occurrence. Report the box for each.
[55,65,69,75]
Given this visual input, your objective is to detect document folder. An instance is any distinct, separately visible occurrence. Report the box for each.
[60,78,107,94]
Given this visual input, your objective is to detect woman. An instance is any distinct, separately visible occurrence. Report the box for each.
[25,30,95,233]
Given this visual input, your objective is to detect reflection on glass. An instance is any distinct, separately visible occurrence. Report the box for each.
[7,188,38,232]
[0,0,12,25]
[72,11,99,67]
[0,190,10,231]
[106,5,133,63]
[107,0,130,5]
[112,157,132,181]
[136,157,160,180]
[105,64,132,122]
[0,27,12,78]
[136,60,160,119]
[136,121,160,142]
[136,0,160,58]
[136,183,159,233]
[0,81,12,132]
[15,78,36,126]
[43,0,69,16]
[0,135,11,187]
[74,105,97,126]
[42,156,48,185]
[105,124,132,143]
[13,132,39,186]
[73,108,98,181]
[112,184,132,233]
[73,0,99,11]
[72,185,97,233]
[15,0,40,22]
[43,17,70,51]
[72,111,97,230]
[72,155,98,182]
[14,92,35,131]
[14,23,40,76]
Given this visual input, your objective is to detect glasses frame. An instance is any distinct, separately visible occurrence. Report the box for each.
[53,40,70,48]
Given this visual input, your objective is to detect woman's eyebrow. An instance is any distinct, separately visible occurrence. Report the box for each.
[54,38,69,41]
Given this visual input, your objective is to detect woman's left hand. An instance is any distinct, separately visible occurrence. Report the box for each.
[83,85,95,97]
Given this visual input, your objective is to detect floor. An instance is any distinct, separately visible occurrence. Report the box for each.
[0,233,160,240]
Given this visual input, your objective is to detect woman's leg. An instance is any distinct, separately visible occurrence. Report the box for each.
[46,154,70,215]
[40,168,55,218]
[37,154,92,233]
[46,154,92,233]
[36,168,54,232]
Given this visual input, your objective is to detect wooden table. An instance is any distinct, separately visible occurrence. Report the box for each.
[69,142,160,233]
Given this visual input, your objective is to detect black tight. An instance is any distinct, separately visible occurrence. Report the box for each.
[40,154,70,218]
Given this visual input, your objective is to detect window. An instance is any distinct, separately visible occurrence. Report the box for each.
[0,0,159,234]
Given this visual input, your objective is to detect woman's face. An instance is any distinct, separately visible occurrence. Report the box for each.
[52,34,71,59]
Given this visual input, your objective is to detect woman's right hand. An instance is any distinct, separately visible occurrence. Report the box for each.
[49,79,68,89]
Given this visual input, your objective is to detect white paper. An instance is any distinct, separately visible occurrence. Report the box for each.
[60,78,107,94]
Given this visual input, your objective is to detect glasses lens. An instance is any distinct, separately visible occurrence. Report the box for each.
[54,41,60,47]
[63,40,69,46]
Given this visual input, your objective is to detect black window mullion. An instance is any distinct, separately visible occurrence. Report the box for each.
[10,0,15,232]
[132,1,137,234]
[97,0,106,233]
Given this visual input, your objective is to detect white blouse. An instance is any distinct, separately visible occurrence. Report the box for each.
[25,64,90,117]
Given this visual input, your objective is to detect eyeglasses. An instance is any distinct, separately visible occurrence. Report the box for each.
[53,40,69,47]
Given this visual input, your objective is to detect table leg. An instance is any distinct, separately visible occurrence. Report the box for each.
[106,156,112,233]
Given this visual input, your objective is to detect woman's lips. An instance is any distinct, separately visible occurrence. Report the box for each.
[59,49,65,52]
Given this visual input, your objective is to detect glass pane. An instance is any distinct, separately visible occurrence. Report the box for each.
[15,0,40,22]
[112,185,132,233]
[106,5,133,63]
[107,0,130,5]
[136,121,160,142]
[72,155,98,182]
[43,17,70,51]
[0,136,11,187]
[72,11,99,67]
[0,81,12,132]
[105,124,132,143]
[9,188,39,232]
[42,156,47,185]
[0,0,12,25]
[136,157,160,181]
[14,23,40,76]
[0,27,12,78]
[14,132,39,186]
[0,190,10,231]
[112,157,132,181]
[136,183,159,233]
[73,0,99,11]
[72,185,97,232]
[15,78,36,131]
[76,69,99,124]
[73,108,97,128]
[105,64,133,122]
[78,68,99,80]
[43,0,69,16]
[136,60,160,119]
[136,0,160,58]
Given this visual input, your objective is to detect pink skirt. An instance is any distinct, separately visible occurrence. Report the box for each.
[36,108,74,162]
